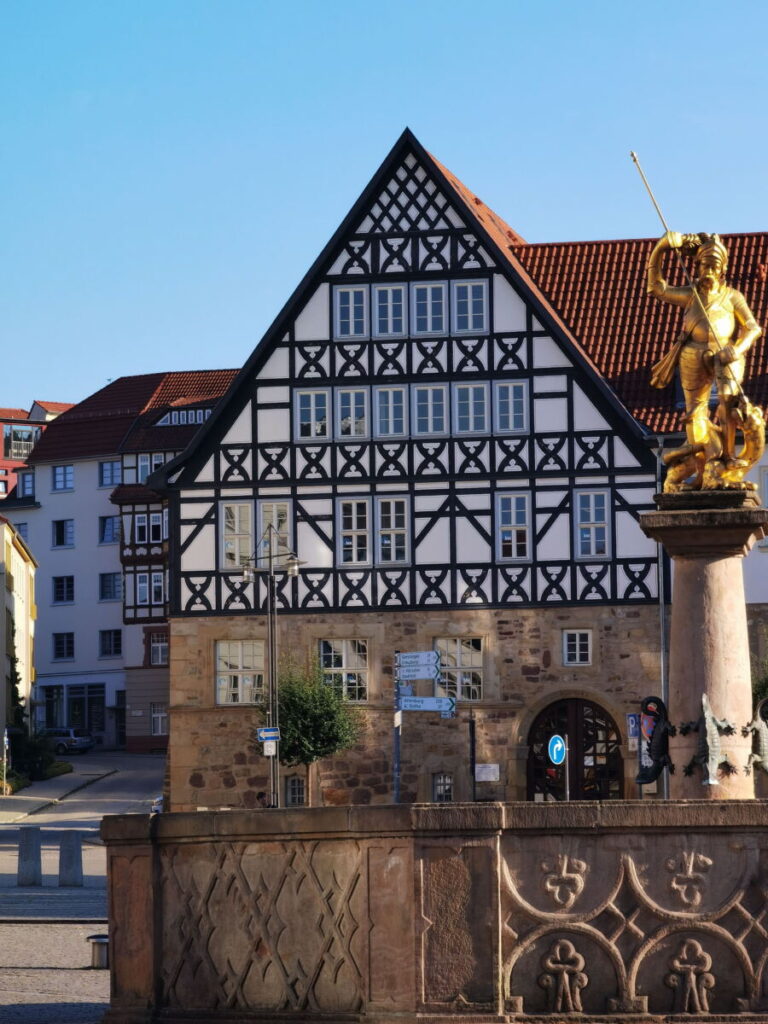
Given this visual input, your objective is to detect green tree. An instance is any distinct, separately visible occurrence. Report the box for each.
[7,621,25,728]
[277,658,361,804]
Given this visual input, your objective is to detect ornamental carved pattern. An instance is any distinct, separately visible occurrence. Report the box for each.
[502,835,765,1016]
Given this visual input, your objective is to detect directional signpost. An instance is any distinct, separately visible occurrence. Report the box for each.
[393,651,452,804]
[400,696,456,714]
[548,733,570,801]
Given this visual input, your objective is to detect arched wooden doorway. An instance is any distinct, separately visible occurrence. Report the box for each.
[526,698,624,801]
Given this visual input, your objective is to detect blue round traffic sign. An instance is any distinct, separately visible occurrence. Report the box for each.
[548,734,566,765]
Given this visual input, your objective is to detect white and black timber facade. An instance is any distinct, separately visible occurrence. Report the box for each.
[156,130,664,810]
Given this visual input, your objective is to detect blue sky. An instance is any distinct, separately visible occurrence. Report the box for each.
[3,0,767,405]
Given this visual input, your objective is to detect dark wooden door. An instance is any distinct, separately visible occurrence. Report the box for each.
[526,698,623,801]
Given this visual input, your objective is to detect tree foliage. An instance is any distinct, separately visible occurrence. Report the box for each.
[278,659,361,768]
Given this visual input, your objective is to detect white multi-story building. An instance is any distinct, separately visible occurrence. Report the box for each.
[3,371,235,749]
[1,515,37,748]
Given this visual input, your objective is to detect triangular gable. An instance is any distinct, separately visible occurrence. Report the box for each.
[156,129,652,491]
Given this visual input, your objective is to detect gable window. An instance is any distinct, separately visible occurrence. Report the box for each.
[373,284,406,337]
[413,385,448,435]
[222,503,253,569]
[99,573,122,601]
[150,632,168,665]
[297,390,330,440]
[134,514,148,544]
[563,630,592,666]
[53,632,74,660]
[435,637,483,701]
[433,772,453,803]
[376,497,408,563]
[99,516,120,544]
[454,383,488,433]
[575,491,609,558]
[411,282,446,334]
[497,493,530,560]
[258,501,290,554]
[337,389,368,438]
[374,387,406,436]
[99,461,122,487]
[99,629,122,658]
[52,576,74,604]
[452,280,488,333]
[495,381,528,433]
[334,286,368,338]
[319,638,368,701]
[285,775,306,806]
[52,519,74,548]
[151,702,168,735]
[215,640,265,704]
[339,499,369,564]
[52,465,74,491]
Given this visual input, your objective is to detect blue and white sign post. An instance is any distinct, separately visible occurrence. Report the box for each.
[548,733,570,802]
[393,650,442,803]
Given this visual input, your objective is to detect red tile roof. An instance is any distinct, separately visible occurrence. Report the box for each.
[28,370,237,463]
[0,408,31,421]
[34,401,74,413]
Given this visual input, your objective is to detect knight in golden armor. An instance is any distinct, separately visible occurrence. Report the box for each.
[647,231,764,491]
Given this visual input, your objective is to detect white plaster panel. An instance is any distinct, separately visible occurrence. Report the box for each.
[532,336,572,369]
[221,404,251,446]
[257,407,290,442]
[572,384,611,430]
[445,205,465,228]
[180,525,216,571]
[616,486,655,506]
[218,450,252,483]
[414,494,447,512]
[534,397,568,432]
[615,512,657,558]
[297,522,333,568]
[534,375,568,394]
[575,476,610,487]
[194,456,215,483]
[453,522,491,562]
[536,513,570,560]
[456,492,492,509]
[298,574,334,607]
[614,437,641,469]
[256,386,290,404]
[294,284,330,341]
[258,347,290,380]
[415,518,450,563]
[492,274,527,332]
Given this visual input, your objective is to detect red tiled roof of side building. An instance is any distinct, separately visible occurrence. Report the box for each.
[514,232,768,434]
[28,370,238,463]
[34,400,75,414]
[0,408,31,421]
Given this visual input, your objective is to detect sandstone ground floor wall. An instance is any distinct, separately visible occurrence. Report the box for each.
[102,801,768,1023]
[168,604,664,811]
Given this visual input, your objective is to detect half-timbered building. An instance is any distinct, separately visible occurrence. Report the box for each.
[154,129,688,810]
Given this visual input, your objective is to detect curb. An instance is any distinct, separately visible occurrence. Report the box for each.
[0,768,119,823]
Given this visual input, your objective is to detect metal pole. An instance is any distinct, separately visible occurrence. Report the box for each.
[564,735,570,803]
[468,710,476,801]
[653,440,670,800]
[266,530,279,808]
[393,651,401,803]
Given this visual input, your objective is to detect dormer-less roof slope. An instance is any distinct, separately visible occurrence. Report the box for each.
[0,408,31,422]
[28,370,237,463]
[514,233,768,434]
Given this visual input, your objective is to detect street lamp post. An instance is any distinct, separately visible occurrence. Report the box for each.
[242,524,303,809]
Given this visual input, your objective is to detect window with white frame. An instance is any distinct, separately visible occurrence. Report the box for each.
[575,491,609,558]
[563,630,592,666]
[136,574,149,605]
[150,702,168,735]
[149,513,163,543]
[376,497,408,563]
[339,500,369,564]
[138,454,151,483]
[152,453,165,471]
[99,629,122,657]
[319,638,368,701]
[337,389,368,438]
[452,280,488,333]
[432,772,454,803]
[435,637,484,701]
[134,514,148,544]
[413,385,448,434]
[258,501,290,554]
[494,381,528,433]
[297,390,330,440]
[374,387,407,436]
[99,460,122,487]
[497,493,530,560]
[136,572,163,606]
[150,632,168,665]
[372,284,406,337]
[215,640,265,704]
[151,571,164,604]
[162,507,169,540]
[52,519,74,547]
[411,282,446,334]
[99,572,122,601]
[454,382,488,433]
[334,286,368,338]
[99,515,120,544]
[285,775,306,806]
[222,503,252,570]
[52,465,74,491]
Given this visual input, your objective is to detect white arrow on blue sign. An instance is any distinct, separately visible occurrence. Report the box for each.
[400,696,456,714]
[257,727,280,742]
[548,734,566,765]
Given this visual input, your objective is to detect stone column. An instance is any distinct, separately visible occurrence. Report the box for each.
[640,494,768,799]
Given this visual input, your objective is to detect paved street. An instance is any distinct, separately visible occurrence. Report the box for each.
[0,752,165,1022]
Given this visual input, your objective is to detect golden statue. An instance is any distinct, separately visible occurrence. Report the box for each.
[647,231,765,492]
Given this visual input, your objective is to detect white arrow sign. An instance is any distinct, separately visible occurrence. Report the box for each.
[396,651,439,669]
[399,696,456,714]
[397,665,441,682]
